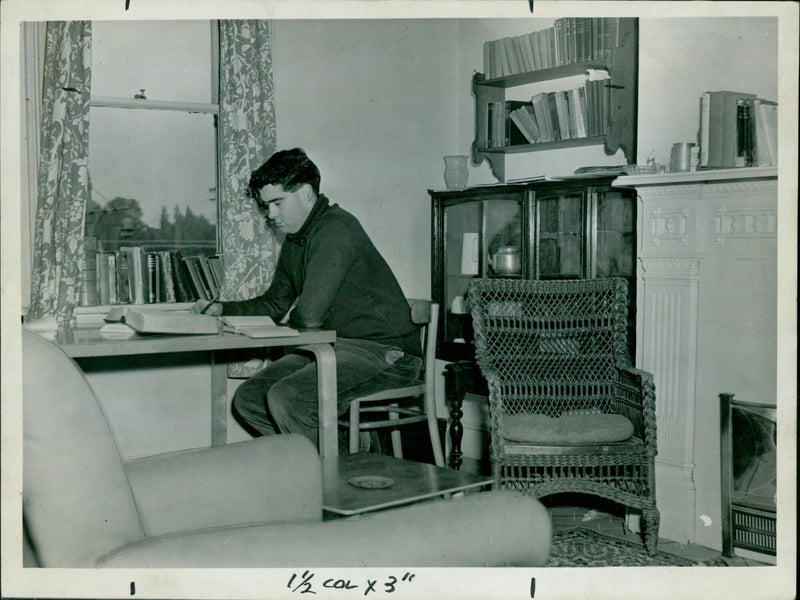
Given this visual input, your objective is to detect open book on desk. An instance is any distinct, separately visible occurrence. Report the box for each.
[104,307,220,335]
[221,316,299,339]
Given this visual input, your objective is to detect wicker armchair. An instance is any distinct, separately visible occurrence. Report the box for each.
[468,277,659,555]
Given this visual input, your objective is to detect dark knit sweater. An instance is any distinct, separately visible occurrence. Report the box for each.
[221,195,419,356]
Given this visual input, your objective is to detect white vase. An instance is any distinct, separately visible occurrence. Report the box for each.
[443,155,469,190]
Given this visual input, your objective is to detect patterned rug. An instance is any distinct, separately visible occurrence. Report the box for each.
[545,527,704,567]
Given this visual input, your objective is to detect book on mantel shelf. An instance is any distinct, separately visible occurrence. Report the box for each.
[699,91,778,169]
[699,90,756,169]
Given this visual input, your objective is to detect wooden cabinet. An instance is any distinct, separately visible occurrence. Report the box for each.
[429,177,637,468]
[472,18,639,182]
[430,177,636,361]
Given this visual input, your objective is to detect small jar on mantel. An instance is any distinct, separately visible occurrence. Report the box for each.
[443,155,469,190]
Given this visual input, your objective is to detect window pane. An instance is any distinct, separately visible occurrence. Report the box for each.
[91,20,213,103]
[87,106,217,257]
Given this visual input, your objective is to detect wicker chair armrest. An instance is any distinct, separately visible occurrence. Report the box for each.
[481,368,502,416]
[615,365,657,455]
[479,368,508,460]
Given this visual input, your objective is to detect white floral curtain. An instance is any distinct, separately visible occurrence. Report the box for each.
[218,20,279,301]
[28,21,92,326]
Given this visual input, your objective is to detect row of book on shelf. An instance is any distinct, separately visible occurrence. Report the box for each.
[483,17,624,80]
[699,90,778,170]
[486,75,610,148]
[79,239,224,307]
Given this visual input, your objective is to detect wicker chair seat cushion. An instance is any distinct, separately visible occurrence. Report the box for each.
[502,413,634,445]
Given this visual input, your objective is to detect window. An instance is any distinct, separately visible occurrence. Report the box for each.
[87,20,219,257]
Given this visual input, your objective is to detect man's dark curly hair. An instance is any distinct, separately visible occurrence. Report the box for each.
[247,147,321,201]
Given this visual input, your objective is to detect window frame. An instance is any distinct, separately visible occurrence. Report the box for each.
[87,20,222,254]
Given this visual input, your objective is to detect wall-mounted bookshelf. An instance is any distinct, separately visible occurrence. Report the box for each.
[472,18,639,182]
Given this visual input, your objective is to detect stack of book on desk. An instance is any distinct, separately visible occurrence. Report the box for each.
[100,309,298,339]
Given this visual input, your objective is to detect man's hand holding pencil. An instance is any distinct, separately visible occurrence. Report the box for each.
[191,296,223,316]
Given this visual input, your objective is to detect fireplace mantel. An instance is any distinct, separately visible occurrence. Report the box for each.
[614,166,777,188]
[613,167,778,550]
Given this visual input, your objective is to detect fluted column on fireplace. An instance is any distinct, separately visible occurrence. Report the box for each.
[637,256,701,544]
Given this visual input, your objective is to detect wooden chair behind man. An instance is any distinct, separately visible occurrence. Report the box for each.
[342,299,446,467]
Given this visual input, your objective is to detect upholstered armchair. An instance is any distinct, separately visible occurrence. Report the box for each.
[468,277,659,555]
[21,329,552,568]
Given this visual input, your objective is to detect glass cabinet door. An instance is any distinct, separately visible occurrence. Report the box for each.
[536,193,586,279]
[594,189,636,278]
[444,200,480,306]
[443,201,481,349]
[485,200,523,278]
[442,194,525,349]
[593,188,637,355]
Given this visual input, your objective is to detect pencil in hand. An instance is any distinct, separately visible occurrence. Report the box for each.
[200,296,220,315]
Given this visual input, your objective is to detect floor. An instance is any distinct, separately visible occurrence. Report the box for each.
[545,495,772,566]
[367,431,774,567]
[459,457,773,567]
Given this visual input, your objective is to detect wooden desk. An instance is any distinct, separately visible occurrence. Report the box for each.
[321,452,493,516]
[51,327,339,457]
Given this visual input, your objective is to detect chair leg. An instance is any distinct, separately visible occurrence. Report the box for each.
[642,506,661,556]
[389,405,403,459]
[427,412,445,467]
[349,400,361,454]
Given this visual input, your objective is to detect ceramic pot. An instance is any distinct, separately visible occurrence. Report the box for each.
[443,155,469,190]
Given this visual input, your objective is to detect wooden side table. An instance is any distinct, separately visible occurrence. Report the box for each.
[321,452,492,516]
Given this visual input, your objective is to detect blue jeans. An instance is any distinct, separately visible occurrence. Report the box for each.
[231,338,422,450]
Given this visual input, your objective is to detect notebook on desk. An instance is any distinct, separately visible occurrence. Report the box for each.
[221,316,299,339]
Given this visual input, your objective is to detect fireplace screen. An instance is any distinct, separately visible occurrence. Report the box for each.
[720,393,777,557]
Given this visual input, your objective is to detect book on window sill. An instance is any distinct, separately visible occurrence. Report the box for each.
[104,307,220,335]
[221,316,299,339]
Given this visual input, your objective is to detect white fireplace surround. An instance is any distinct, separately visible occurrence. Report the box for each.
[613,167,778,550]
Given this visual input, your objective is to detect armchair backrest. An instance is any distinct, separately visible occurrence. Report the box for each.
[22,330,144,567]
[468,278,631,418]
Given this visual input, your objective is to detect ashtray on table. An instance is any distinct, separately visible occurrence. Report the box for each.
[348,475,394,489]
